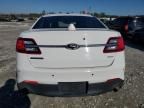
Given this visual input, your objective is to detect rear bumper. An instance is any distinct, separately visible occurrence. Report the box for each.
[18,79,124,97]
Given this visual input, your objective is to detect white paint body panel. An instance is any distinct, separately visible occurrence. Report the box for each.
[16,14,125,84]
[22,30,119,68]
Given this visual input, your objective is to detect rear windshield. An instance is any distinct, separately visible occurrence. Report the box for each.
[32,16,106,29]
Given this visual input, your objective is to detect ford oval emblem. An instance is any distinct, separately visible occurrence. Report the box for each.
[65,43,80,50]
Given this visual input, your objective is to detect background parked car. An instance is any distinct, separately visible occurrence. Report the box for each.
[127,17,144,43]
[108,16,133,39]
[16,14,125,96]
[108,16,144,42]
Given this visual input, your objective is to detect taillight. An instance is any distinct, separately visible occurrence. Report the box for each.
[124,24,128,33]
[16,38,41,54]
[103,37,125,53]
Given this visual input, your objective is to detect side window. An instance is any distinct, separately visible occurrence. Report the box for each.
[128,18,144,31]
[128,19,134,31]
[136,18,144,28]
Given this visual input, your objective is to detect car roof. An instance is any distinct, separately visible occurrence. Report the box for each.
[42,13,93,17]
[117,16,144,19]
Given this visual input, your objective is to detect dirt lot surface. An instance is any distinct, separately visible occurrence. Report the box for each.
[0,22,144,108]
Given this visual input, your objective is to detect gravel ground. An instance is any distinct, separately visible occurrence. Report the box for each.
[0,22,144,108]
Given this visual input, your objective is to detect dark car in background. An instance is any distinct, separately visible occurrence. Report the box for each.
[108,16,132,39]
[127,17,144,42]
[108,16,144,43]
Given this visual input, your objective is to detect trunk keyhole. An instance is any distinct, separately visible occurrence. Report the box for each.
[52,75,55,78]
[83,38,86,40]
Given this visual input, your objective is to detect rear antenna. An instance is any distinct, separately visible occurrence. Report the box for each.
[68,23,76,31]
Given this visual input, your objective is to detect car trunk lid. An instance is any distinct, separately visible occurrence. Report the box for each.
[23,30,117,68]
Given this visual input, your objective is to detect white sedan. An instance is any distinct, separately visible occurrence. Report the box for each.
[16,14,125,96]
